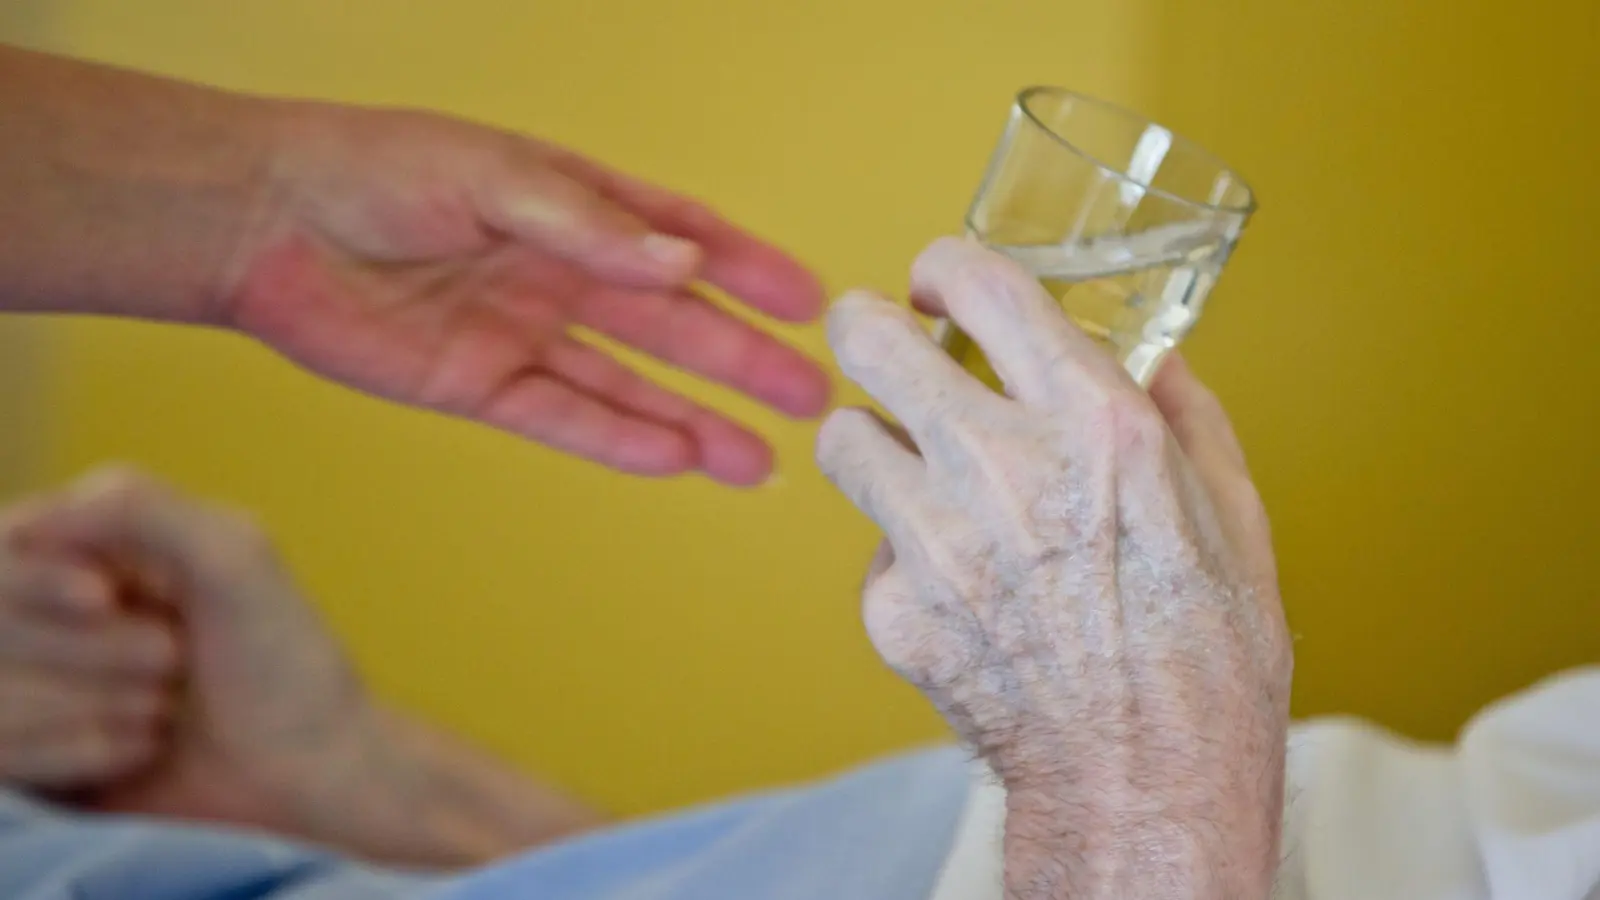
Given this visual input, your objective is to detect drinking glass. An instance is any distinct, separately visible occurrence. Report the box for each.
[939,87,1257,388]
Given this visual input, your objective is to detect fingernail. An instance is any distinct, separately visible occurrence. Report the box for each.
[641,233,700,272]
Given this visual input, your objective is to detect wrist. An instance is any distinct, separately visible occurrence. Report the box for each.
[0,47,279,323]
[1004,793,1280,900]
[284,704,547,868]
[1001,756,1284,900]
[277,704,470,866]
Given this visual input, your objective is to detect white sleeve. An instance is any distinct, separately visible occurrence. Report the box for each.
[931,666,1600,900]
[1280,665,1600,900]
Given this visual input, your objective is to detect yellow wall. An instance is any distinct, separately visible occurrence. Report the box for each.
[15,0,1598,817]
[20,0,1156,814]
[1149,0,1600,736]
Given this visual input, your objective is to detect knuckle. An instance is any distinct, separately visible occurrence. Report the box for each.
[1079,388,1166,457]
[82,464,165,507]
[949,252,1036,313]
[199,507,279,576]
[1075,386,1120,444]
[862,575,966,688]
[946,258,1005,312]
[1113,401,1170,455]
[827,293,916,366]
[910,236,970,279]
[813,407,873,475]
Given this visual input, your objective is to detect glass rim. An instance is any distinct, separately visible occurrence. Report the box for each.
[1013,85,1258,217]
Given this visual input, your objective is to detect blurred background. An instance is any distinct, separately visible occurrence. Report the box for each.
[0,0,1595,816]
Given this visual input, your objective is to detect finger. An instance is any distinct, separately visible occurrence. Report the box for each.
[1145,354,1270,561]
[12,468,193,569]
[540,338,775,487]
[10,466,283,607]
[477,151,702,289]
[0,671,171,730]
[1147,353,1249,474]
[545,151,826,323]
[102,685,174,726]
[816,407,929,542]
[0,558,117,621]
[0,614,179,680]
[403,301,720,483]
[478,366,702,480]
[910,237,1129,406]
[570,284,831,419]
[826,290,1001,451]
[0,722,159,790]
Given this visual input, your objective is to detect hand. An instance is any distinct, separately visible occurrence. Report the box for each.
[2,47,828,485]
[9,468,369,833]
[0,504,179,791]
[816,238,1291,899]
[12,466,603,866]
[219,101,831,486]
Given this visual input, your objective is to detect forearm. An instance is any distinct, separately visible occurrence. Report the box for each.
[0,45,275,322]
[1000,766,1284,900]
[301,706,608,869]
[378,708,609,860]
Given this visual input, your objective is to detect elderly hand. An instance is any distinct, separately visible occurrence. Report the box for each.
[7,468,369,833]
[817,238,1291,900]
[9,467,599,866]
[0,501,178,791]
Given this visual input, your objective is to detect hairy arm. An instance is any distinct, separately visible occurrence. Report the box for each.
[0,44,275,322]
[1000,748,1284,899]
[816,240,1292,900]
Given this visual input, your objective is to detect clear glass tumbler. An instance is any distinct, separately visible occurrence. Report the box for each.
[939,87,1257,388]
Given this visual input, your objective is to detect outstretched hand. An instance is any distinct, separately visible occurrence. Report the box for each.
[221,102,832,485]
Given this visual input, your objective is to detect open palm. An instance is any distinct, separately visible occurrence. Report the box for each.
[222,105,830,486]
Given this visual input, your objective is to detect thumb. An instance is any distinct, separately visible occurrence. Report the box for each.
[475,151,702,287]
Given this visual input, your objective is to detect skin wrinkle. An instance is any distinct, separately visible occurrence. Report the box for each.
[820,239,1288,900]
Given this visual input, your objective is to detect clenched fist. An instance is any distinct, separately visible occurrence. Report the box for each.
[9,466,603,865]
[818,238,1291,900]
[0,505,178,790]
